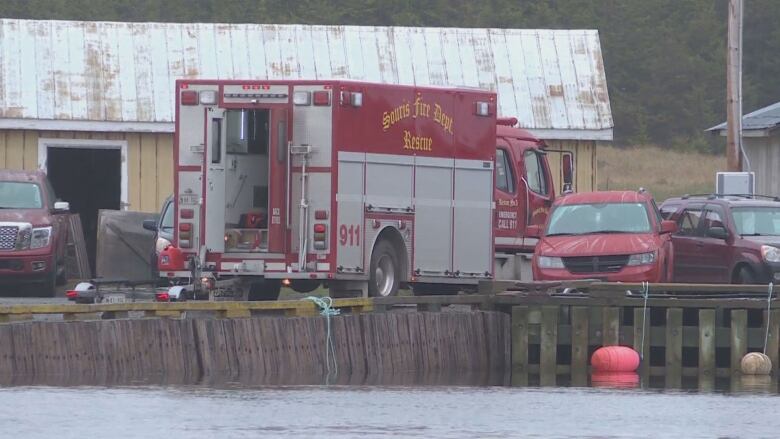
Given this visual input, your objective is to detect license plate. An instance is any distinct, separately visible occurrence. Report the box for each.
[179,194,199,205]
[103,293,127,304]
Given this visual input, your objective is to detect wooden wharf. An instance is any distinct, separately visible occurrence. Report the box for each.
[0,282,777,386]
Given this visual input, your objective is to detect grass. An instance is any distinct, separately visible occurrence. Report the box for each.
[597,145,727,203]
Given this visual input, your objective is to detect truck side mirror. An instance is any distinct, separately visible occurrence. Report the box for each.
[562,153,574,191]
[53,201,70,213]
[526,224,542,238]
[660,220,677,234]
[142,219,158,232]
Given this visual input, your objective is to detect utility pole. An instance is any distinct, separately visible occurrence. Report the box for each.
[726,0,743,171]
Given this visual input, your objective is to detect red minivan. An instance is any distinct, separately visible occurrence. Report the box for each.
[531,190,677,282]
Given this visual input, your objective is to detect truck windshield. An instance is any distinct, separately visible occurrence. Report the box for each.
[0,182,43,209]
[732,207,780,236]
[546,202,651,235]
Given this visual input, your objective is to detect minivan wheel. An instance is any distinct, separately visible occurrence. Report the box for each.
[735,266,757,285]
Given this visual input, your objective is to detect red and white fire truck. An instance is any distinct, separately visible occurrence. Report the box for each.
[158,79,568,300]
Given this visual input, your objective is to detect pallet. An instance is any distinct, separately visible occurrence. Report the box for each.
[65,214,91,280]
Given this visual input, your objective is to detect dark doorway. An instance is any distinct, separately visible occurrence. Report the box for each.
[47,147,121,275]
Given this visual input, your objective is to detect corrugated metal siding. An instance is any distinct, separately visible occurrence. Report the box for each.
[0,19,612,139]
[0,129,172,212]
[744,136,780,197]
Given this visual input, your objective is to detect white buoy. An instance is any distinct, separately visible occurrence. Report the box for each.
[740,352,773,375]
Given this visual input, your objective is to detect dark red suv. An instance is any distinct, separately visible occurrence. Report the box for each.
[0,170,70,296]
[660,194,780,284]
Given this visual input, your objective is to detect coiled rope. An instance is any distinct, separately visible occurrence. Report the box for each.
[303,296,340,384]
[764,283,774,355]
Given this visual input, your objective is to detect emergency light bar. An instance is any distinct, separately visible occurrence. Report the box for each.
[224,93,288,99]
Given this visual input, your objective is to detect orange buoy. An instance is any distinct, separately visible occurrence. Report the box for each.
[591,346,640,373]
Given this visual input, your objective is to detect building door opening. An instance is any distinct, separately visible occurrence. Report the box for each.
[46,147,121,275]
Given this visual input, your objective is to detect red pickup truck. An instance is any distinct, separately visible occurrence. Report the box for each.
[0,170,70,296]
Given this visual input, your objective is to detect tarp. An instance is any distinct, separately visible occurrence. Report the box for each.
[96,209,157,281]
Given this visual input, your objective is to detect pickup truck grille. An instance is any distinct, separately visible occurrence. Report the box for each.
[0,226,18,250]
[562,255,629,274]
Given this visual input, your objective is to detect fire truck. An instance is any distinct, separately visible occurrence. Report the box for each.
[158,79,568,300]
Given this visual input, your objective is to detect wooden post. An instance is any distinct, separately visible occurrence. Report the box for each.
[510,306,529,385]
[764,309,780,375]
[417,303,441,313]
[633,307,650,379]
[666,308,683,388]
[570,306,589,386]
[731,309,747,374]
[726,0,744,172]
[602,307,620,346]
[698,309,716,385]
[540,306,558,386]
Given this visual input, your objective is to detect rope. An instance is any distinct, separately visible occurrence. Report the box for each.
[303,296,340,384]
[764,283,773,355]
[639,281,650,361]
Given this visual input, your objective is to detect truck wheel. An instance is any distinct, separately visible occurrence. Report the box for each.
[735,266,757,285]
[369,240,400,297]
[39,268,58,298]
[290,280,321,294]
[248,279,281,301]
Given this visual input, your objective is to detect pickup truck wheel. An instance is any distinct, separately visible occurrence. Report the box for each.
[369,240,400,297]
[39,268,58,298]
[735,266,757,285]
[248,279,281,301]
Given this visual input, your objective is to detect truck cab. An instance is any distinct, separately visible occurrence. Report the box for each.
[492,118,569,280]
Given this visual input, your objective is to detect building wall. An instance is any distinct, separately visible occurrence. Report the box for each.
[544,139,598,194]
[0,129,598,212]
[744,135,780,196]
[0,129,173,213]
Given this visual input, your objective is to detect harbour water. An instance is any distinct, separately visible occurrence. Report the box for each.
[2,377,779,438]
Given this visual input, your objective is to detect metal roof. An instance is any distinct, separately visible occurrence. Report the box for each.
[708,101,780,137]
[0,19,613,140]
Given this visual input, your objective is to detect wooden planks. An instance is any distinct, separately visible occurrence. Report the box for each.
[570,306,589,386]
[665,308,683,388]
[731,309,748,374]
[698,309,716,380]
[65,213,91,279]
[633,307,650,378]
[0,310,511,385]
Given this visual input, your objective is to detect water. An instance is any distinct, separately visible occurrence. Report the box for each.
[3,382,780,438]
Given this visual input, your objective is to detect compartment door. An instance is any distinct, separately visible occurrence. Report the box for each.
[204,108,227,253]
[268,108,288,253]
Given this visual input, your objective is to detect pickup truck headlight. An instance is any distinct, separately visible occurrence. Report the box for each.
[538,256,565,269]
[627,251,656,266]
[30,227,52,249]
[762,245,780,263]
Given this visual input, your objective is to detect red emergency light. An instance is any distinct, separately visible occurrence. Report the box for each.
[181,90,198,105]
[314,224,327,233]
[181,208,194,219]
[313,91,331,106]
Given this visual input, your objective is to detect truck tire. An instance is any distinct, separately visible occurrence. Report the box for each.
[290,280,321,294]
[734,266,757,285]
[39,266,58,298]
[369,240,400,297]
[248,279,281,301]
